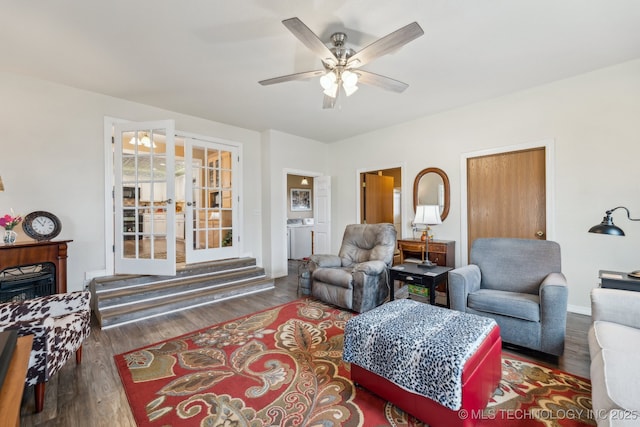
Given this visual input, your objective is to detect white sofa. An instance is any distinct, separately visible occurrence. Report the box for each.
[588,288,640,427]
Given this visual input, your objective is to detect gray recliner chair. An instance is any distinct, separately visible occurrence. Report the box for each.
[449,238,568,356]
[309,223,397,313]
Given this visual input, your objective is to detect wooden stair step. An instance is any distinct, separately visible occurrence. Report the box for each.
[93,267,265,308]
[96,278,274,328]
[91,257,258,292]
[89,258,273,329]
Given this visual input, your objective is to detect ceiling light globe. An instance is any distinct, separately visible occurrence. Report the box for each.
[320,72,337,89]
[343,84,358,97]
[323,83,338,98]
[342,70,358,87]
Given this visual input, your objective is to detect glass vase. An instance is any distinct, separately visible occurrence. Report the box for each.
[3,229,17,245]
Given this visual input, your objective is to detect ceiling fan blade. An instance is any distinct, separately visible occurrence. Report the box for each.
[259,70,325,86]
[282,17,337,64]
[348,22,424,68]
[323,93,337,109]
[356,70,409,93]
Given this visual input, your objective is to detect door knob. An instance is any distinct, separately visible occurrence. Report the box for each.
[536,230,545,238]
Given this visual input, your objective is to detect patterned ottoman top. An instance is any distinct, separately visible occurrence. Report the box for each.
[343,299,497,410]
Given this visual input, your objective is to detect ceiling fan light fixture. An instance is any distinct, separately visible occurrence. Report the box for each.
[260,18,424,109]
[323,83,338,98]
[320,72,337,90]
[343,84,358,97]
[342,70,358,87]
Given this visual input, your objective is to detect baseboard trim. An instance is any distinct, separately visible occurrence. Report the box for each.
[567,304,590,316]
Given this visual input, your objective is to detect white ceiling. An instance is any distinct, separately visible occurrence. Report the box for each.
[2,0,640,143]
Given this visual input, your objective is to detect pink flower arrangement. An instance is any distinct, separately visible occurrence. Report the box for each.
[0,212,22,230]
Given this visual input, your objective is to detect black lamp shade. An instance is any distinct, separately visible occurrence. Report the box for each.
[588,223,625,235]
[589,215,625,236]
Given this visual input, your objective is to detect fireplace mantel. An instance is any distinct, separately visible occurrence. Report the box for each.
[0,240,72,294]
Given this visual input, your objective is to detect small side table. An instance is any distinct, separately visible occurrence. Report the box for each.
[0,335,33,427]
[389,263,452,306]
[599,270,640,292]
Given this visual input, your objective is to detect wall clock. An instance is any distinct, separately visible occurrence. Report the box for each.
[22,211,62,241]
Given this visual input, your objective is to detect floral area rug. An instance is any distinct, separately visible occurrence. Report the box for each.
[114,298,594,426]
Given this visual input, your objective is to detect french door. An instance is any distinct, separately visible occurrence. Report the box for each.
[114,120,176,275]
[184,138,239,263]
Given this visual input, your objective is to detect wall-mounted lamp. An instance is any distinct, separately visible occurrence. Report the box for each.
[301,177,309,186]
[0,175,4,192]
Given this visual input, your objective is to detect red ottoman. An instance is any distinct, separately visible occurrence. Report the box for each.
[344,299,502,427]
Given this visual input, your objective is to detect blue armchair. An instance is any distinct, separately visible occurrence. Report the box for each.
[449,238,568,356]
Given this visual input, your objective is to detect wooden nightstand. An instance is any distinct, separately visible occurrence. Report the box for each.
[397,239,455,267]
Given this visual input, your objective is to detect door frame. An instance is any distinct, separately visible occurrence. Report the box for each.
[460,139,556,265]
[281,169,324,269]
[355,162,406,227]
[103,117,243,277]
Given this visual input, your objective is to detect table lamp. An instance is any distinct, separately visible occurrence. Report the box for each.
[413,205,442,268]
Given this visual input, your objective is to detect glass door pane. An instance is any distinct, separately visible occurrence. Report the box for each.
[114,120,176,276]
[185,140,238,263]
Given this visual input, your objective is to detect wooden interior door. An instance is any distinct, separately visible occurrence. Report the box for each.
[363,173,394,224]
[467,147,546,253]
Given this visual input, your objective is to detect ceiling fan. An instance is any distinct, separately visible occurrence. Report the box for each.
[258,17,424,109]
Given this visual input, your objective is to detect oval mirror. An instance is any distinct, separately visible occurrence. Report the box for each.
[413,167,450,221]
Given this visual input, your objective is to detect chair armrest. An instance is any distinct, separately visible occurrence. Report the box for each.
[309,254,341,268]
[353,260,387,276]
[539,273,568,295]
[591,287,640,329]
[0,291,91,322]
[39,291,91,318]
[539,272,568,321]
[448,264,482,311]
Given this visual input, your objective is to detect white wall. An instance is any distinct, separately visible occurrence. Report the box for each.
[328,59,640,313]
[261,130,328,278]
[0,72,262,291]
[4,58,640,313]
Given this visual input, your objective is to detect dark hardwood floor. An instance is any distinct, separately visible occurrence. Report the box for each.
[19,261,591,426]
